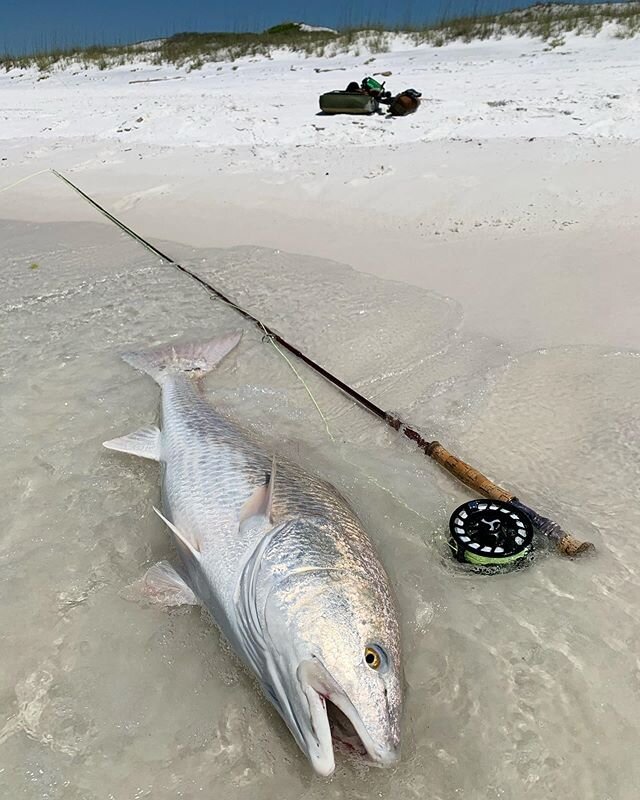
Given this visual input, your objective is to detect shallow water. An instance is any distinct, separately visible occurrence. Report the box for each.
[1,218,639,799]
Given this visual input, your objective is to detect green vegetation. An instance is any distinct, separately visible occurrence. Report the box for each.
[264,22,308,35]
[2,4,639,73]
[407,1,640,46]
[156,26,339,66]
[5,43,139,73]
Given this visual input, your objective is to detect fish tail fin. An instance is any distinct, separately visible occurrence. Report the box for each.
[121,331,243,384]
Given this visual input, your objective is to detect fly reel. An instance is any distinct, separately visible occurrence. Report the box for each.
[448,500,534,570]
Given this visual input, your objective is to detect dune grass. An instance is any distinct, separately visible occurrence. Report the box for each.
[2,3,639,73]
[409,1,640,46]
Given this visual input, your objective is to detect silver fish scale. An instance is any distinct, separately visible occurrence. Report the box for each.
[162,376,364,526]
[158,375,388,601]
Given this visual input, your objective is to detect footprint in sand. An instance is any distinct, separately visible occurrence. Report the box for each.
[348,164,395,186]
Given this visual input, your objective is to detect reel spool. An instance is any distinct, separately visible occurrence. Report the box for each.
[449,500,533,570]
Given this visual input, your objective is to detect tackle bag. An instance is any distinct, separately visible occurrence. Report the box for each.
[319,91,378,115]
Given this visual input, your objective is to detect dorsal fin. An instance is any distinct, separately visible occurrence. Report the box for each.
[239,456,277,530]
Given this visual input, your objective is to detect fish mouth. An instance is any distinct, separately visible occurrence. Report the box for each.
[326,700,370,759]
[298,660,399,777]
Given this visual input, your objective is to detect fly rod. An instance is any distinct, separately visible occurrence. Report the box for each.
[52,169,594,557]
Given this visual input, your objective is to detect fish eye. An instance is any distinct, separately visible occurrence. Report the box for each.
[364,645,385,670]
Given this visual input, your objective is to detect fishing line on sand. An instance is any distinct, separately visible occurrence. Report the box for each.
[257,331,429,522]
[21,168,594,558]
[260,331,433,522]
[262,338,431,522]
[0,170,51,194]
[257,321,336,443]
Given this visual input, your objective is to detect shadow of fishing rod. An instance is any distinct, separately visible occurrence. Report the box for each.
[51,169,594,558]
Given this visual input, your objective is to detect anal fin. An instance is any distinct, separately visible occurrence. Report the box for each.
[103,426,161,461]
[142,561,198,606]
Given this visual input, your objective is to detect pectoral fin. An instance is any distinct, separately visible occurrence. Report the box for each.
[153,506,201,560]
[142,561,198,606]
[103,426,161,461]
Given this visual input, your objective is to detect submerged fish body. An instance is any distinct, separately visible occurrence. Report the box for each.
[104,332,403,776]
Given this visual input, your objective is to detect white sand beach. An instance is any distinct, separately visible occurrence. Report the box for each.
[1,26,640,800]
[2,31,640,350]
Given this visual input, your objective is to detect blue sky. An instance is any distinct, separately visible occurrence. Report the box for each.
[2,0,598,54]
